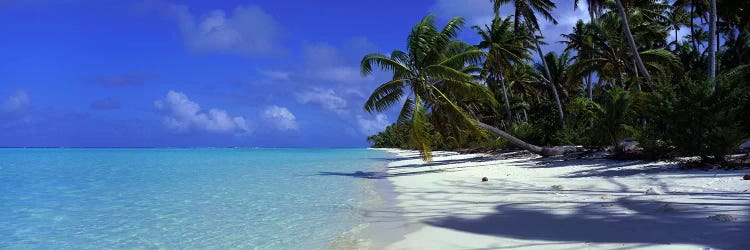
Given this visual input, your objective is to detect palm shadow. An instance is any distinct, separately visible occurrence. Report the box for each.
[424,193,750,249]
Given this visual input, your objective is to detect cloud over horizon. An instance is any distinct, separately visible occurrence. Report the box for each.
[154,90,251,135]
[262,105,298,131]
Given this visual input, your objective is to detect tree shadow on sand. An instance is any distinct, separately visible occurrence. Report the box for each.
[423,189,750,249]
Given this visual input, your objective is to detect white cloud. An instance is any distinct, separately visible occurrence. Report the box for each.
[296,88,348,115]
[1,90,30,113]
[167,4,284,56]
[262,105,298,131]
[154,90,251,135]
[357,114,390,135]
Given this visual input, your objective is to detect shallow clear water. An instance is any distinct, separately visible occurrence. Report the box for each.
[0,148,389,249]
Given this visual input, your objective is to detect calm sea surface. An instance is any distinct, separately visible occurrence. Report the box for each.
[0,148,390,249]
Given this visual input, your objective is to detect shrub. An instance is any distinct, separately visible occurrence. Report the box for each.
[637,67,750,163]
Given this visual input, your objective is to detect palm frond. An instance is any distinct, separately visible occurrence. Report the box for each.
[360,53,410,76]
[363,79,406,113]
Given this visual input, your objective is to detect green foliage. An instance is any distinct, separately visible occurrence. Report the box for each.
[367,124,409,148]
[574,87,635,154]
[363,0,750,163]
[361,15,492,161]
[367,121,508,151]
[637,67,750,162]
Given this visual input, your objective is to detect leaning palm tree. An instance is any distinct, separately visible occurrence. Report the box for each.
[490,0,565,123]
[360,15,488,161]
[362,15,576,160]
[614,0,654,83]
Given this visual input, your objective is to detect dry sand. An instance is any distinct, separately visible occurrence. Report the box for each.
[366,149,750,250]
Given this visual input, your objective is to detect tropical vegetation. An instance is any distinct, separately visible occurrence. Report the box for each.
[363,0,750,167]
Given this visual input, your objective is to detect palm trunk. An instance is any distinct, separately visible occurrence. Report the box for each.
[527,22,564,124]
[690,2,698,51]
[477,121,577,156]
[498,72,513,121]
[708,0,717,91]
[615,0,652,83]
[632,59,642,91]
[520,95,529,122]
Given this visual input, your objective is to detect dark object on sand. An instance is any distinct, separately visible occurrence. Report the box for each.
[743,174,750,180]
[481,177,488,182]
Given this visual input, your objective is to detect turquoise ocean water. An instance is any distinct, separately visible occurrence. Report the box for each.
[0,148,391,249]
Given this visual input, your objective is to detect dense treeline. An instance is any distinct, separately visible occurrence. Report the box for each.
[364,0,750,165]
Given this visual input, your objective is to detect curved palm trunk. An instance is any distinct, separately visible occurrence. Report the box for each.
[708,0,717,91]
[527,22,564,123]
[615,0,652,83]
[477,121,578,156]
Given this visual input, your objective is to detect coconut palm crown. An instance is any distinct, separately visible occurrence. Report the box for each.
[360,15,493,161]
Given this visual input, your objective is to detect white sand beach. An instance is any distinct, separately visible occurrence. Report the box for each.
[368,149,750,249]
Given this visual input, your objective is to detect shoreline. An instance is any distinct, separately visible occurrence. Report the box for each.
[358,153,414,249]
[331,149,413,249]
[372,148,749,249]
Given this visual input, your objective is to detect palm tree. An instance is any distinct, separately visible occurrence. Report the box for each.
[362,15,575,159]
[720,31,750,71]
[536,51,575,102]
[490,0,565,123]
[473,16,532,122]
[360,15,486,161]
[575,87,634,154]
[578,0,658,83]
[614,0,653,83]
[563,20,598,101]
[674,0,710,52]
[565,15,680,90]
[574,0,604,22]
[666,5,689,47]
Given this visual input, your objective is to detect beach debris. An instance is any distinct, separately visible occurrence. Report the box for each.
[481,177,489,182]
[743,174,750,180]
[707,214,737,222]
[600,194,614,200]
[657,203,679,212]
[551,185,566,191]
[601,203,615,207]
[644,187,665,195]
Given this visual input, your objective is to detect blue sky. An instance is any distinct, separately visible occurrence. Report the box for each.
[0,0,590,147]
